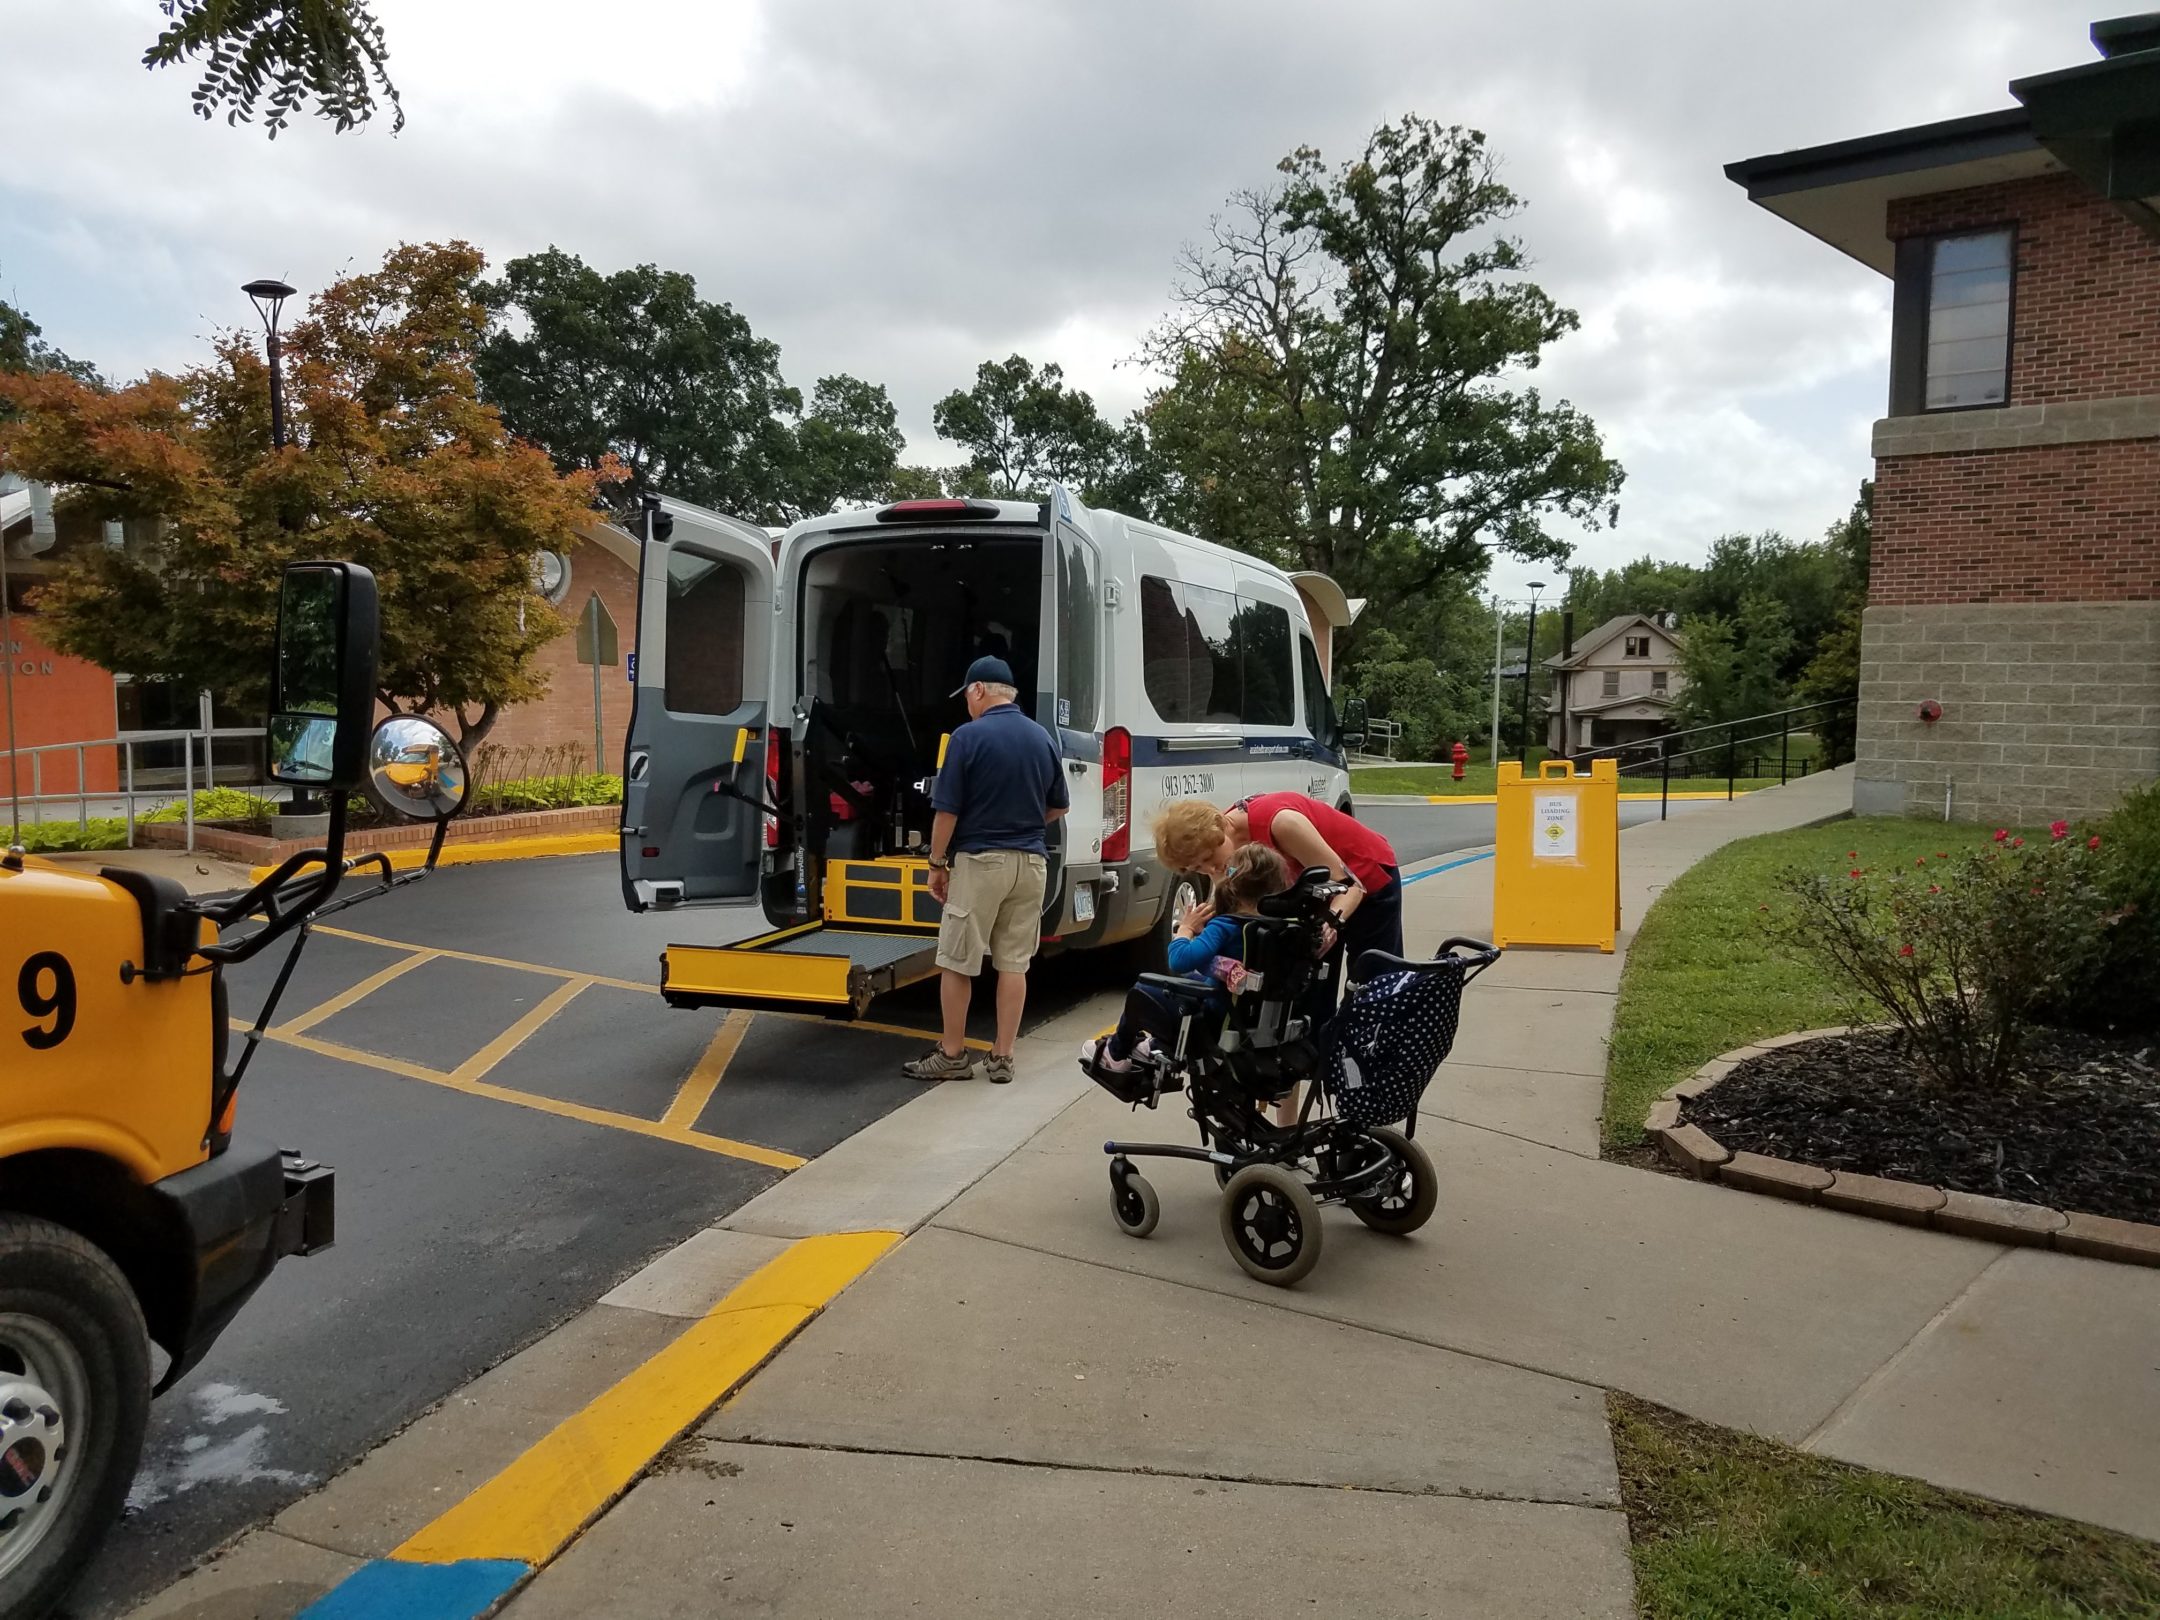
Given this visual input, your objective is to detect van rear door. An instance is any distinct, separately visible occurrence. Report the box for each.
[1046,487,1105,898]
[620,497,776,910]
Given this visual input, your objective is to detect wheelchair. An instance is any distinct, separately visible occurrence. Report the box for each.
[1081,865,1499,1286]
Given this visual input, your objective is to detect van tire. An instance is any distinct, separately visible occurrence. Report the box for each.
[0,1216,151,1620]
[1128,871,1209,974]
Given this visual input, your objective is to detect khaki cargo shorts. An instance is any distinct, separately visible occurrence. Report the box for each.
[937,850,1048,976]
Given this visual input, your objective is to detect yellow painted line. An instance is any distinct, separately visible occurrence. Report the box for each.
[394,1230,901,1568]
[306,924,986,1048]
[662,1010,752,1129]
[275,950,438,1036]
[239,1022,807,1171]
[247,830,617,885]
[451,977,591,1085]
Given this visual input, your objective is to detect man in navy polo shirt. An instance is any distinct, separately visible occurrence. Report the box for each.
[902,656,1068,1085]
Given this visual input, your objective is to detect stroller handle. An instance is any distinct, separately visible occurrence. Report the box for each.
[1352,937,1503,987]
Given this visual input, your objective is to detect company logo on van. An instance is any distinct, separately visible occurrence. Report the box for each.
[1246,743,1291,758]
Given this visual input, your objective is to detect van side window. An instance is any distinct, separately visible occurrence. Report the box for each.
[1237,600,1294,726]
[664,549,746,716]
[1299,634,1337,748]
[1140,574,1209,722]
[1057,535,1098,730]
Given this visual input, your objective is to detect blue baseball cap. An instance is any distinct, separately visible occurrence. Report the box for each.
[951,655,1015,696]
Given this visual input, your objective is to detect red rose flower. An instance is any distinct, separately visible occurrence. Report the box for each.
[1849,868,1863,878]
[1992,829,2009,843]
[1898,944,1914,957]
[2012,836,2024,847]
[2090,835,2103,850]
[2050,820,2069,840]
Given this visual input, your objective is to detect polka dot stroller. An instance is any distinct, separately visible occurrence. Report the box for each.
[1082,864,1499,1286]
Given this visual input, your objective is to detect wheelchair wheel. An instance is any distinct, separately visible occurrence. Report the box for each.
[1109,1165,1160,1239]
[1348,1126,1438,1236]
[1219,1165,1322,1286]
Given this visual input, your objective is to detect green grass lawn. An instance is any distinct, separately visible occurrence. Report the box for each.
[1351,762,1813,798]
[1603,816,2005,1151]
[1613,1393,2160,1618]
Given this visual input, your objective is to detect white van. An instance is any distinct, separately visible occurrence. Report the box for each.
[618,484,1357,1018]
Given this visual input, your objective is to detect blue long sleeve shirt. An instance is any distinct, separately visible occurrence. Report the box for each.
[1166,914,1243,980]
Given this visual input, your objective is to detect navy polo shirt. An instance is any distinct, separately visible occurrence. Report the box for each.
[934,702,1069,855]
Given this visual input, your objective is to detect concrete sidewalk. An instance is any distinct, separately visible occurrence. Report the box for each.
[131,768,2160,1618]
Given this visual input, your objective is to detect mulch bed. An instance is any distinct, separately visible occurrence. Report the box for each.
[1684,1028,2160,1225]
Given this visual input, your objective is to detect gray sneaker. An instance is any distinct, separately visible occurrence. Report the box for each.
[983,1053,1015,1085]
[904,1045,975,1082]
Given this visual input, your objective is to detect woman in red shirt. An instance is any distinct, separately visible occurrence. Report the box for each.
[1153,793,1404,966]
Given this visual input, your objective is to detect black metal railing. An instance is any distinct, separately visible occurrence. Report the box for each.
[1566,697,1855,820]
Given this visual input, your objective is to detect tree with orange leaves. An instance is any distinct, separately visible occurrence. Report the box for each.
[0,242,618,749]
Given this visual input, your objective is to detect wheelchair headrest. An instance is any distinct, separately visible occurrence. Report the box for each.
[1257,866,1338,919]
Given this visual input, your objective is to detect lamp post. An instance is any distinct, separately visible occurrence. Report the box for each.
[1517,580,1545,767]
[244,278,309,815]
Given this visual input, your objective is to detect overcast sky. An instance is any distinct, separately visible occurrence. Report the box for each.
[0,0,2104,599]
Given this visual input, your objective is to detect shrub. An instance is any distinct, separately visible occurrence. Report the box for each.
[1775,823,2121,1090]
[3,820,129,853]
[141,787,280,826]
[466,741,622,817]
[2034,781,2160,1036]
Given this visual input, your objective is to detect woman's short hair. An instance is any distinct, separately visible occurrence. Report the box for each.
[1153,799,1228,873]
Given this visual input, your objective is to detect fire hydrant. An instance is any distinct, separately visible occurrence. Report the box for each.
[1450,739,1470,781]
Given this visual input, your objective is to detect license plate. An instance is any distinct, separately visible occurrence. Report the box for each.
[1072,882,1095,922]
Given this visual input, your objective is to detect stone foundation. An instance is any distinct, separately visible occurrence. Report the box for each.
[1855,601,2160,822]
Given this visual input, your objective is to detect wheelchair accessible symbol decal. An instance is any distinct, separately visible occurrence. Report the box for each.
[1533,792,1579,860]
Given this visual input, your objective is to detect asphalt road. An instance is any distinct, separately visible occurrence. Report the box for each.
[67,795,1686,1615]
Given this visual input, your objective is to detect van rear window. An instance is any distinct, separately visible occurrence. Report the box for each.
[665,549,747,716]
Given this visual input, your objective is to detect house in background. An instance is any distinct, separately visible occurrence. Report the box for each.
[1543,612,1687,755]
[1727,13,2160,823]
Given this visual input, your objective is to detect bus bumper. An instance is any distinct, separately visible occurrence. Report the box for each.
[148,1136,335,1391]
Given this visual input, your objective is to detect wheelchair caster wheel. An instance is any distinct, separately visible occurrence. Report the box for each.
[1109,1164,1159,1239]
[1348,1126,1438,1236]
[1219,1164,1322,1286]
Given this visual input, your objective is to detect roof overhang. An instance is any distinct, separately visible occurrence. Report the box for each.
[2012,41,2160,243]
[1725,109,2058,275]
[1287,571,1363,631]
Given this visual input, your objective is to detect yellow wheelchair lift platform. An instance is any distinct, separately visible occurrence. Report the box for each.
[662,858,945,1019]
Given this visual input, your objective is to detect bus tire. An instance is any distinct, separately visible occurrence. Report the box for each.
[1127,870,1209,973]
[0,1216,151,1620]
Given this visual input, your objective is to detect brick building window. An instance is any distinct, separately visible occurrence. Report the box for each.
[1892,227,2014,413]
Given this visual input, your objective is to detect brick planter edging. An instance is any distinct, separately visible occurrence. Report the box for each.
[138,803,619,865]
[1646,1030,2160,1268]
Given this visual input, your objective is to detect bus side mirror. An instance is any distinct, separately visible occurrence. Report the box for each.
[1339,696,1367,750]
[267,562,380,793]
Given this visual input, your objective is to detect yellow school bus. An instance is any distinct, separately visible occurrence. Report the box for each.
[0,563,468,1617]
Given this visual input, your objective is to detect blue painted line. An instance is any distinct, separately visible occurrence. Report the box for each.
[1401,850,1494,886]
[299,1558,529,1620]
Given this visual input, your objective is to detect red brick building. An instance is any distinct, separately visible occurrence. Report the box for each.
[1728,14,2160,822]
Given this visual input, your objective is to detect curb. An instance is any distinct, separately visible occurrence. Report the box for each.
[1646,1033,2160,1267]
[248,830,615,884]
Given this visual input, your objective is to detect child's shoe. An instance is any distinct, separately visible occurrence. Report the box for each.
[1079,1036,1133,1074]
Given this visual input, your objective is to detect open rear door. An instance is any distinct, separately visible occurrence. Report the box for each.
[620,496,776,910]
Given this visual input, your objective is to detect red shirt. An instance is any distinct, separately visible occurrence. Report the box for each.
[1240,793,1399,892]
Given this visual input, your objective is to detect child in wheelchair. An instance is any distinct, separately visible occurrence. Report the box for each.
[1078,845,1291,1094]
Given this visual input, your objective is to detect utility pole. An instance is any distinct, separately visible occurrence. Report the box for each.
[1518,580,1545,767]
[1488,593,1504,766]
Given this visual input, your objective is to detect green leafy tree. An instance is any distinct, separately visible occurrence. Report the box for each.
[1674,593,1794,731]
[475,247,901,525]
[1794,481,1873,762]
[1137,116,1623,608]
[143,0,400,136]
[0,301,103,390]
[1563,556,1698,634]
[0,242,610,749]
[1337,627,1483,762]
[930,355,1159,510]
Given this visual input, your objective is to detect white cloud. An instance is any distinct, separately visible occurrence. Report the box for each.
[0,0,2106,590]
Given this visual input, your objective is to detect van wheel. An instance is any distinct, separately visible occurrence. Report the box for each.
[1128,872,1209,973]
[0,1217,151,1620]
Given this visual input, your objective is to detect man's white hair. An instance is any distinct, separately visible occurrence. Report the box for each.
[979,681,1018,703]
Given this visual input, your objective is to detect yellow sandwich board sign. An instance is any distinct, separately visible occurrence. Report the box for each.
[1494,759,1620,952]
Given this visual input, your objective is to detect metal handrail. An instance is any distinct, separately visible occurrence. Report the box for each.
[2,727,269,850]
[1564,697,1855,821]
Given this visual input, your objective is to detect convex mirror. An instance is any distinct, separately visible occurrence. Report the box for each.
[367,716,470,822]
[268,562,380,790]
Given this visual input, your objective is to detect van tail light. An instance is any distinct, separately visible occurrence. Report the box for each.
[1101,727,1132,863]
[764,732,782,849]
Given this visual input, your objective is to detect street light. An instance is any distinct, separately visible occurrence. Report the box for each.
[244,278,307,814]
[242,278,297,450]
[1518,580,1546,767]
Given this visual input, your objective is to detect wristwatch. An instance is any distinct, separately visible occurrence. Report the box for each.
[927,854,951,871]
